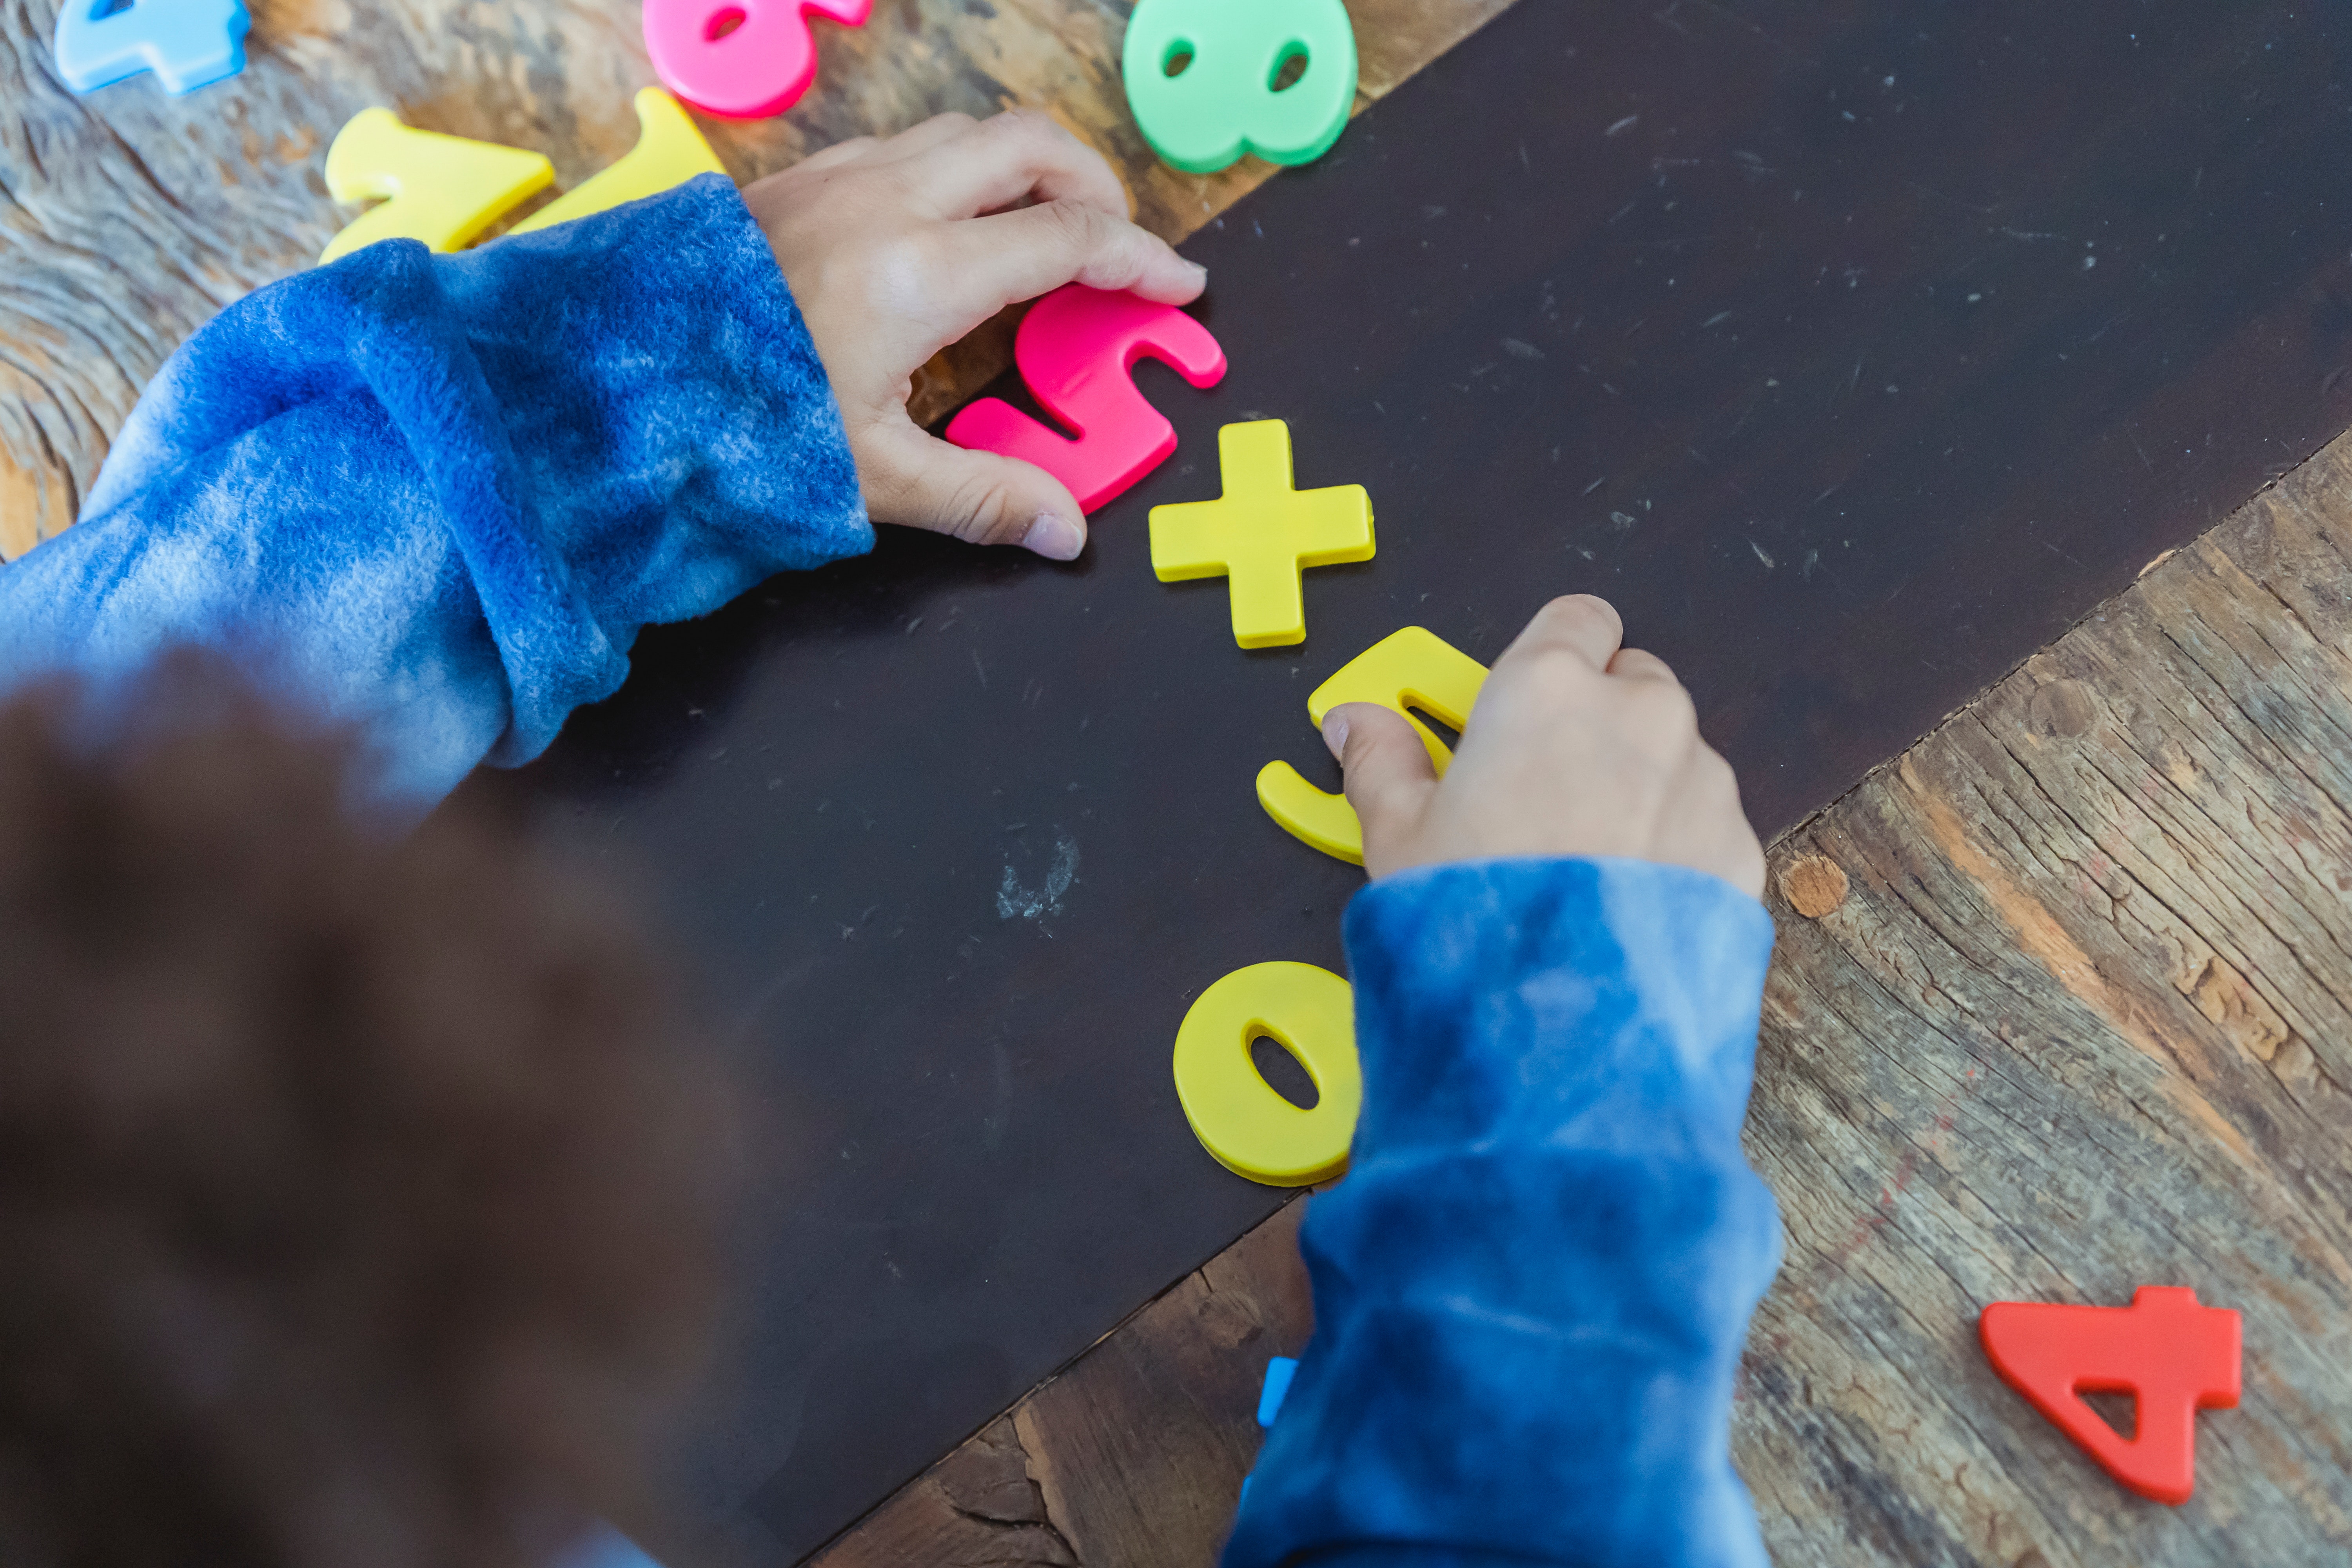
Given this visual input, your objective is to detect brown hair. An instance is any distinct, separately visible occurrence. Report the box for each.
[0,657,725,1568]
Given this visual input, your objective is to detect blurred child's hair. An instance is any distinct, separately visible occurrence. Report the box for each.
[0,655,726,1568]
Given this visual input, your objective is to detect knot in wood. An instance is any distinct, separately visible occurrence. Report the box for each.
[2027,677,2099,738]
[1777,853,1849,919]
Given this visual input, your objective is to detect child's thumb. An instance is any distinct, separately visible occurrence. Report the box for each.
[864,421,1090,561]
[1324,703,1437,857]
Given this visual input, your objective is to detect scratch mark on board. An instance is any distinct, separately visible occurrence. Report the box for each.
[998,831,1080,921]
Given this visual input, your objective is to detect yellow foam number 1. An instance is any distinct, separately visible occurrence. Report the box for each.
[1257,627,1489,864]
[1172,962,1361,1185]
[510,89,724,236]
[320,110,552,263]
[1121,0,1358,174]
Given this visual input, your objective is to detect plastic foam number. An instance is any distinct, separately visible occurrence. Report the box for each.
[643,0,872,119]
[510,89,724,236]
[320,110,553,264]
[945,285,1227,514]
[1258,627,1488,865]
[1121,0,1357,174]
[53,0,248,95]
[1172,962,1359,1185]
[1979,1286,2240,1505]
[1149,418,1373,648]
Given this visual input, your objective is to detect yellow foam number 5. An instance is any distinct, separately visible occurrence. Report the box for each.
[1172,962,1361,1185]
[1257,627,1488,865]
[1121,0,1358,174]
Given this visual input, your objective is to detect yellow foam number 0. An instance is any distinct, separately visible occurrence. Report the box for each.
[1121,0,1358,174]
[1172,962,1360,1185]
[1257,627,1489,864]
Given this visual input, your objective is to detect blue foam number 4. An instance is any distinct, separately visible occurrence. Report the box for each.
[53,0,249,95]
[1120,0,1358,174]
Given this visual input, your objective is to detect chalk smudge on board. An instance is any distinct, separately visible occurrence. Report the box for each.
[997,831,1079,921]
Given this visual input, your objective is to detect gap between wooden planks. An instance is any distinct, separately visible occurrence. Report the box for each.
[806,430,2352,1566]
[0,0,1516,559]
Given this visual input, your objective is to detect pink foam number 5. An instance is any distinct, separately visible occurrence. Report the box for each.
[946,286,1228,514]
[642,0,871,119]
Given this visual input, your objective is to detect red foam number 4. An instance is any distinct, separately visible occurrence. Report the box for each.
[1979,1286,2240,1505]
[946,285,1227,514]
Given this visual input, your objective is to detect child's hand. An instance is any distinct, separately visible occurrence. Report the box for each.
[1324,596,1767,897]
[744,111,1207,561]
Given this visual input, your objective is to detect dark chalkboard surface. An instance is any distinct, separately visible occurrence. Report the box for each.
[465,0,2352,1557]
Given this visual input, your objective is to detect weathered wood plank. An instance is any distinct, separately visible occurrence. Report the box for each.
[809,1202,1310,1568]
[0,0,1512,557]
[1739,430,2352,1566]
[813,434,2352,1565]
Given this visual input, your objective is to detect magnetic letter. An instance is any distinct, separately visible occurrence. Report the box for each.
[319,110,553,264]
[509,89,725,236]
[643,0,872,120]
[1121,0,1357,174]
[945,285,1227,515]
[1258,627,1488,865]
[53,0,248,95]
[1171,961,1359,1185]
[1150,419,1373,647]
[1980,1286,2240,1505]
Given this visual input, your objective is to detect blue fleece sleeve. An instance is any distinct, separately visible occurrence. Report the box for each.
[0,174,869,806]
[1225,857,1782,1568]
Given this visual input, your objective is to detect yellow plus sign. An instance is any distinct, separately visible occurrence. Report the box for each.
[1149,419,1375,647]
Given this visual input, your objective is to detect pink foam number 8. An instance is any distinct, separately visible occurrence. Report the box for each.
[946,286,1228,514]
[642,0,871,119]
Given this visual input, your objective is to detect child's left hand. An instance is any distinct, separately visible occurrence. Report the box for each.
[745,110,1207,561]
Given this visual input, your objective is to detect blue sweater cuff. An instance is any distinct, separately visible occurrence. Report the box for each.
[1226,857,1781,1568]
[5,174,869,807]
[1343,857,1775,1162]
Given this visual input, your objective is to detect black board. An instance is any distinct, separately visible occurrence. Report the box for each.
[464,0,2352,1557]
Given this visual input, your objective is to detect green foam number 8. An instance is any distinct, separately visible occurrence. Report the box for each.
[1121,0,1359,174]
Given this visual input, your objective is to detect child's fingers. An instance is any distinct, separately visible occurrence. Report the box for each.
[907,109,1132,220]
[939,201,1206,320]
[858,419,1091,559]
[875,111,980,162]
[1606,646,1680,684]
[794,115,974,181]
[793,133,886,174]
[1328,704,1439,868]
[1497,594,1625,675]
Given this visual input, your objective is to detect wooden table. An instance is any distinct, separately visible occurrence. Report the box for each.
[809,430,2352,1568]
[8,0,2352,1563]
[815,428,2352,1567]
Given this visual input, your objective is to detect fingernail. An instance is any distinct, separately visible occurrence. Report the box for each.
[1185,259,1208,278]
[1320,710,1350,760]
[1027,512,1085,561]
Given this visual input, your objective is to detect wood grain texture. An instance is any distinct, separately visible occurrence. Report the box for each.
[810,433,2352,1566]
[0,0,1513,557]
[1738,427,2352,1566]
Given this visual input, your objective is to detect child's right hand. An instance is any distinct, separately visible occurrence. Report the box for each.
[744,110,1207,562]
[1323,596,1767,898]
